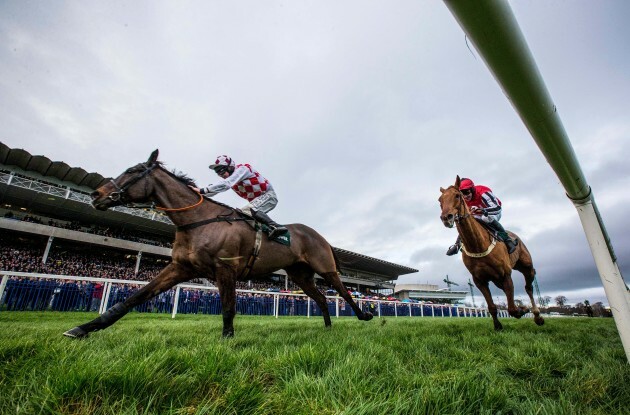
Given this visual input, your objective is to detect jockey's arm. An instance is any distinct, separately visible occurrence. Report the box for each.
[200,165,250,196]
[480,191,501,216]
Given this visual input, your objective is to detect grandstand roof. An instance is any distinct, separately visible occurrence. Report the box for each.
[333,247,417,279]
[0,142,111,190]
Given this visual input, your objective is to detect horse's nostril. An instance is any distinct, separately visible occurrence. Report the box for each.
[447,214,454,221]
[90,191,100,200]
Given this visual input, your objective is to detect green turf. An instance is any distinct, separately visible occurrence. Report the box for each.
[0,312,628,414]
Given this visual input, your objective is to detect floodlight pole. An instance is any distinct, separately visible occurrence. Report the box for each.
[468,279,476,308]
[443,0,630,362]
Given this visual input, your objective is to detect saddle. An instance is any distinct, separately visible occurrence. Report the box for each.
[476,219,518,246]
[235,209,291,246]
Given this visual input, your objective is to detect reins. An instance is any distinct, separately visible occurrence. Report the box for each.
[111,162,256,230]
[451,186,496,258]
[155,192,204,212]
[109,164,205,213]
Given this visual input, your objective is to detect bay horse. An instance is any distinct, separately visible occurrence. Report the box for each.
[438,176,544,331]
[63,150,372,338]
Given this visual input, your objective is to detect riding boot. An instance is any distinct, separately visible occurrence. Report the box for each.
[252,209,288,239]
[488,220,517,254]
[446,235,462,256]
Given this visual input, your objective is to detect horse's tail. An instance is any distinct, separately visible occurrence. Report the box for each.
[329,244,342,275]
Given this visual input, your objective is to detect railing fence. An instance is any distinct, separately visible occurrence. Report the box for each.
[0,271,497,319]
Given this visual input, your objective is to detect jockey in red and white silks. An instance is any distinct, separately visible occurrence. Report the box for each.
[201,163,276,213]
[193,155,288,238]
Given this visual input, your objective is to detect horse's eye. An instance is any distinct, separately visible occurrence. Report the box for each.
[455,194,460,199]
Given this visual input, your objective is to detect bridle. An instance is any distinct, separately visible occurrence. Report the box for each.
[447,186,497,258]
[106,163,203,212]
[450,186,471,223]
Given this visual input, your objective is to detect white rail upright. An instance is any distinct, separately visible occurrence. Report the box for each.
[443,0,630,362]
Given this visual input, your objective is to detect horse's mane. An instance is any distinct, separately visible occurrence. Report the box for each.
[155,162,239,212]
[155,161,198,187]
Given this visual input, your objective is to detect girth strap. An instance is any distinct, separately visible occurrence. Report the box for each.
[240,229,263,279]
[176,217,249,232]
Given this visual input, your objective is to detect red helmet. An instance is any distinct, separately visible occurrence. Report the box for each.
[459,178,475,190]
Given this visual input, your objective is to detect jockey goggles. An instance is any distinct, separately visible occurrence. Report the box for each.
[213,165,230,175]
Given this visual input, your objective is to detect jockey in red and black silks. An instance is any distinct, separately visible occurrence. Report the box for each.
[446,177,517,256]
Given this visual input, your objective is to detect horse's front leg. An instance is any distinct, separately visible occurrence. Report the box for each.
[215,269,237,338]
[63,263,192,338]
[475,279,502,331]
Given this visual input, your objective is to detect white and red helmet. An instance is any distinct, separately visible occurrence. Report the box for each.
[209,155,235,172]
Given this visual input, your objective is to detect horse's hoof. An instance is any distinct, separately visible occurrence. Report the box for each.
[63,327,89,339]
[362,312,374,321]
[222,331,234,338]
[535,316,545,326]
[494,324,503,331]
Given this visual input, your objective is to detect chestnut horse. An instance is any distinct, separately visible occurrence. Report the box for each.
[63,150,372,338]
[439,176,544,330]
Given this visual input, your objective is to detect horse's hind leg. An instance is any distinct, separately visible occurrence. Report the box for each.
[501,274,529,319]
[285,264,332,328]
[319,272,373,321]
[475,279,503,331]
[63,263,193,338]
[515,263,544,326]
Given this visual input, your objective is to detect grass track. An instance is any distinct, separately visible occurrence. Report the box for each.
[1,312,628,414]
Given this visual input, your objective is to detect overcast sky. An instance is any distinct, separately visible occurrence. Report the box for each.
[1,1,628,307]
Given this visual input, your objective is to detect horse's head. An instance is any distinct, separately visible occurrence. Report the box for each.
[91,149,160,210]
[438,175,468,228]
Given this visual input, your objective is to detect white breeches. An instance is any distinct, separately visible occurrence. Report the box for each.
[240,189,279,215]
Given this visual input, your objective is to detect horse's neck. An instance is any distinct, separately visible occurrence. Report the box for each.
[152,171,227,226]
[456,217,491,251]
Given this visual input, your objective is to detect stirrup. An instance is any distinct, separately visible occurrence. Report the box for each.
[446,243,460,256]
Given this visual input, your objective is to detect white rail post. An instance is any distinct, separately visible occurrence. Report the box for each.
[100,282,113,315]
[171,286,181,319]
[575,200,630,358]
[0,274,8,302]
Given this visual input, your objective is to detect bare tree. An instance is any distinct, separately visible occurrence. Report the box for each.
[555,295,568,307]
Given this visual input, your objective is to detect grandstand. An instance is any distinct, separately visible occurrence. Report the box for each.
[0,142,418,294]
[395,284,468,304]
